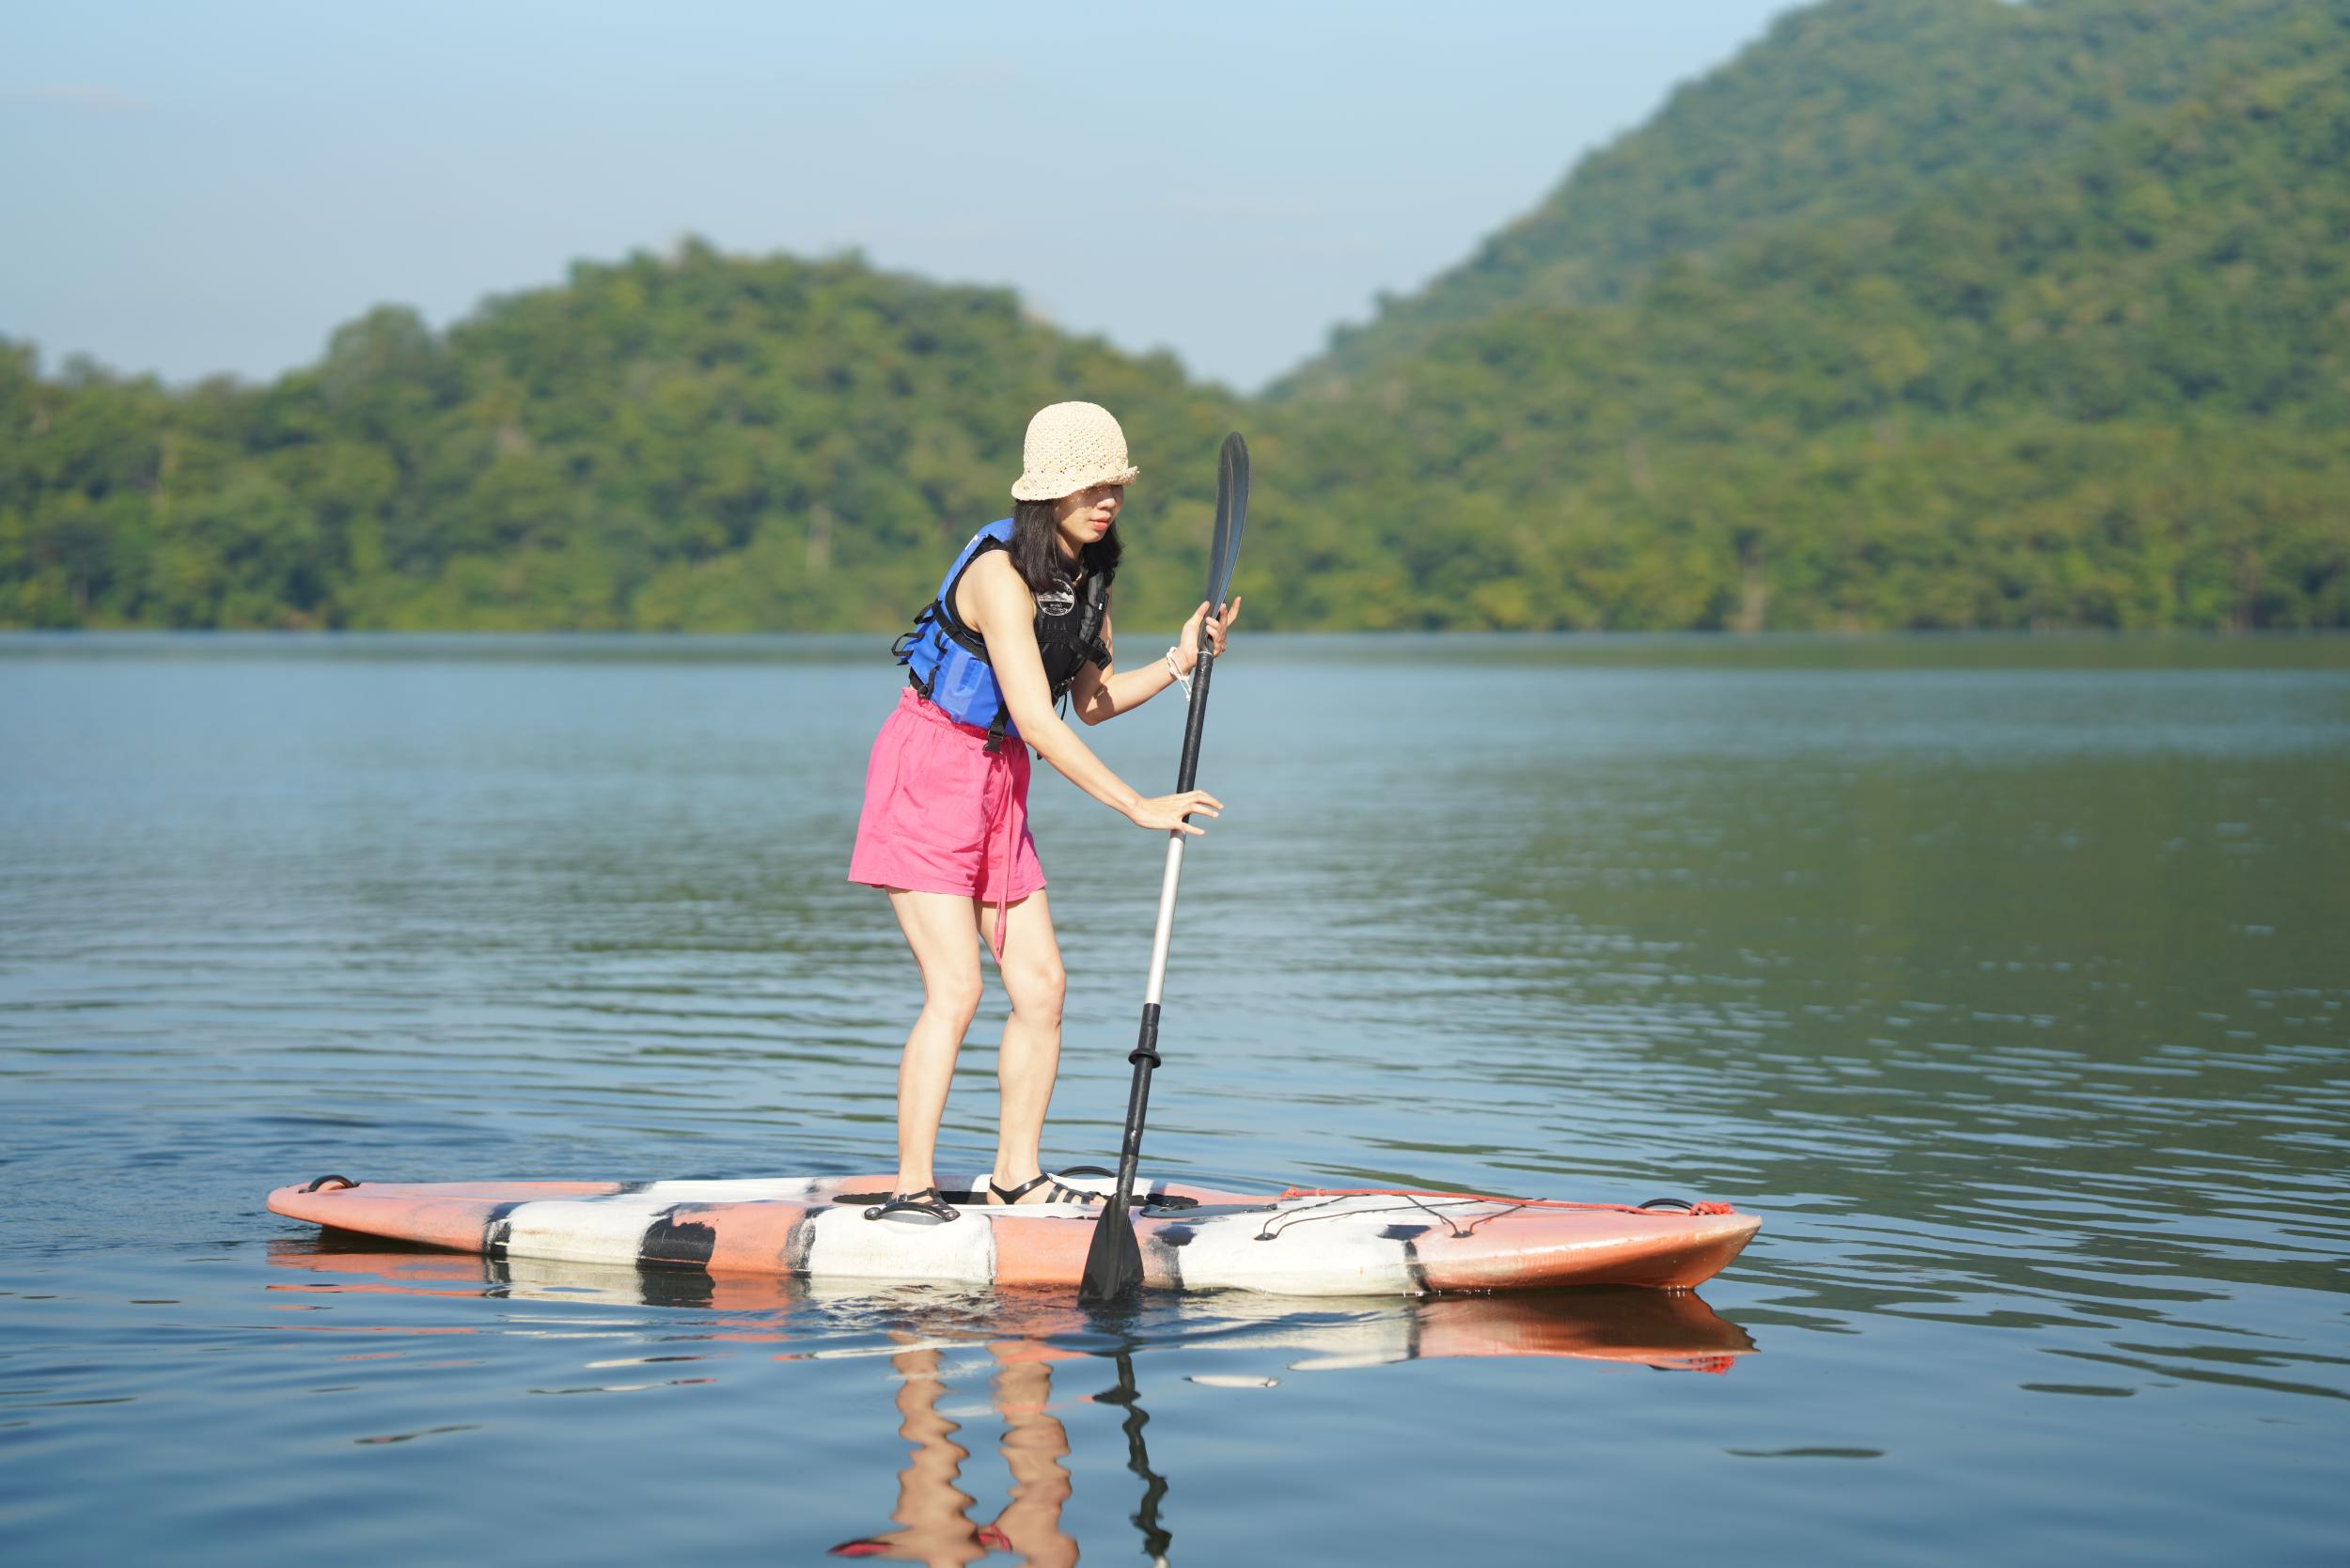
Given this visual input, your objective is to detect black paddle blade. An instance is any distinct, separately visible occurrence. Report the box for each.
[1208,432,1249,613]
[1205,432,1249,613]
[1078,1191,1144,1301]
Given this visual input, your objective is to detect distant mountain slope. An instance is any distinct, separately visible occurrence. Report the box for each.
[1259,6,2350,629]
[1278,0,2330,398]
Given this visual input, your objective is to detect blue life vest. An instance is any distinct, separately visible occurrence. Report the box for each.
[892,518,1111,750]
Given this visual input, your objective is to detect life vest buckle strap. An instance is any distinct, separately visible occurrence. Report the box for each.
[891,516,1111,742]
[891,605,936,666]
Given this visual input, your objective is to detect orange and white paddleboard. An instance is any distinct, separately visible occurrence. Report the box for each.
[266,1171,1759,1297]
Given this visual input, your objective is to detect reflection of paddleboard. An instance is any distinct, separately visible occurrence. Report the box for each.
[264,1241,1759,1372]
[268,1171,1758,1296]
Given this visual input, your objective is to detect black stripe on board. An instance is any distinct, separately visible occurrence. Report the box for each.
[1376,1224,1435,1296]
[482,1201,524,1262]
[783,1205,821,1278]
[639,1207,718,1269]
[1400,1232,1432,1296]
[1140,1221,1189,1292]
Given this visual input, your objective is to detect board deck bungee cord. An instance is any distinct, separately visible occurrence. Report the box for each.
[267,1170,1759,1297]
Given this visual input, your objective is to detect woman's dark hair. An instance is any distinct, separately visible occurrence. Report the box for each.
[1010,496,1120,597]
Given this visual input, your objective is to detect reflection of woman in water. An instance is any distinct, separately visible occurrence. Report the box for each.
[828,1341,1080,1566]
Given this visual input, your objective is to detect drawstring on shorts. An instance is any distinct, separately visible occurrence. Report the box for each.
[984,745,1015,963]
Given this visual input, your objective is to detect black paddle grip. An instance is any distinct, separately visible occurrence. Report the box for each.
[1174,651,1216,796]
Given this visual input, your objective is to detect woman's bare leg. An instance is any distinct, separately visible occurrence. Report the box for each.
[886,888,987,1199]
[979,890,1066,1199]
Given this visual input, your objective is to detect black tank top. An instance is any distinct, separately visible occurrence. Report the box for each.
[944,538,1111,700]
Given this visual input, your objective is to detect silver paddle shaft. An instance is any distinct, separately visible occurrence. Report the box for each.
[1143,831,1186,1004]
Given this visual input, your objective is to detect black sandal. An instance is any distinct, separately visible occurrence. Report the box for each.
[987,1171,1108,1207]
[864,1186,959,1224]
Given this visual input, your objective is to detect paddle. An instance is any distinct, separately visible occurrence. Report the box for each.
[1079,431,1250,1302]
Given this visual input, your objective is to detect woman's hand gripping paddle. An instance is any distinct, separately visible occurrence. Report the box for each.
[1079,432,1250,1303]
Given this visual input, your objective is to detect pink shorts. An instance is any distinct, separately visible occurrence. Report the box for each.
[848,687,1046,907]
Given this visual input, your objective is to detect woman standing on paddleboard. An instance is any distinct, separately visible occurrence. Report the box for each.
[848,401,1240,1223]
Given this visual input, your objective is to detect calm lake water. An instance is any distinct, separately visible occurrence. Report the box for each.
[3,633,2346,1565]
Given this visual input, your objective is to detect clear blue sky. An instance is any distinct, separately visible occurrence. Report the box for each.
[2,1,1795,393]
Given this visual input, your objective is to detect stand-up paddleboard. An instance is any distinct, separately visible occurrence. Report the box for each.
[268,1170,1758,1296]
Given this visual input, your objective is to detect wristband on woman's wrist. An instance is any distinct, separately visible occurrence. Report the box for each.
[1163,647,1193,699]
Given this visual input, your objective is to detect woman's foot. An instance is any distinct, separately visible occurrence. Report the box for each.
[987,1171,1107,1207]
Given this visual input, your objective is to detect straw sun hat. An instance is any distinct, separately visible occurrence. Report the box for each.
[1010,401,1140,502]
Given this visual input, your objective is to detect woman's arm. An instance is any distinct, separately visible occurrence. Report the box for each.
[959,555,1221,834]
[1067,612,1159,725]
[1067,598,1242,725]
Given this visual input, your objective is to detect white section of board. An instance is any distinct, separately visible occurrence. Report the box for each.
[498,1197,684,1266]
[633,1178,833,1201]
[1166,1199,1419,1296]
[799,1200,999,1284]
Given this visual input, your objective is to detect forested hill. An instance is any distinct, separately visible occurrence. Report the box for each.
[0,249,1242,633]
[4,0,2346,634]
[1279,0,2332,397]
